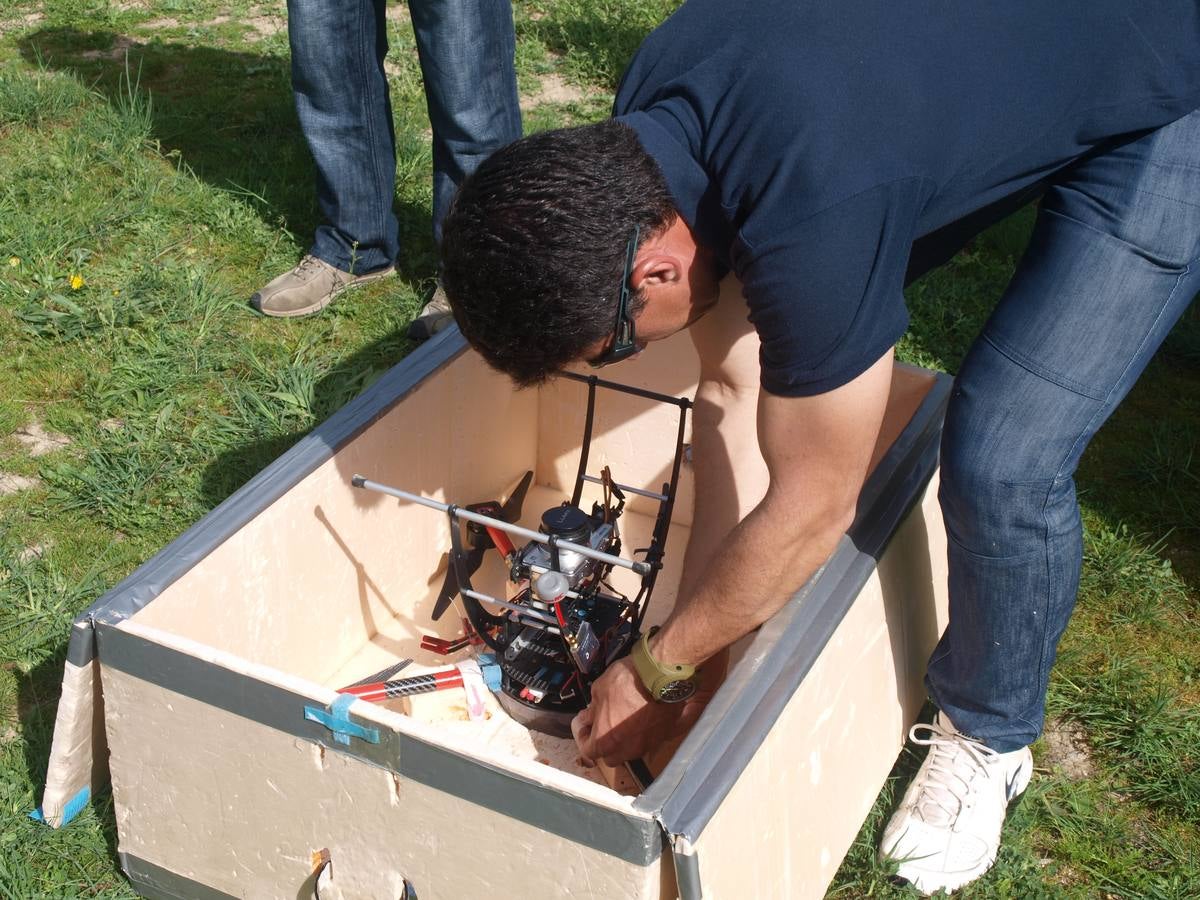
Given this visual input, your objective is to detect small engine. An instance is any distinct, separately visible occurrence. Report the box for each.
[515,504,617,588]
[493,500,635,735]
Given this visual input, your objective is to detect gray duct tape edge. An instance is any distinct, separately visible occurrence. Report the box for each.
[121,853,239,900]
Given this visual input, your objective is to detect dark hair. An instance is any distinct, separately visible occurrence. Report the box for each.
[441,120,676,386]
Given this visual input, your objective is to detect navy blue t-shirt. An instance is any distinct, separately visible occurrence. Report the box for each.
[613,1,1200,396]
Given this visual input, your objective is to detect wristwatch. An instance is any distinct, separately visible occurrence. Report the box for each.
[631,626,698,703]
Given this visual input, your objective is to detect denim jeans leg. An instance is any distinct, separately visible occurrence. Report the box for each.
[926,110,1200,752]
[288,0,399,273]
[410,0,522,244]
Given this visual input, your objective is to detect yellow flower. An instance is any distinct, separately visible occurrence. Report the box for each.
[7,257,18,267]
[69,274,84,290]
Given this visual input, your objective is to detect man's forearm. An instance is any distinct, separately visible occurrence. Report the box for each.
[652,347,892,672]
[650,493,852,667]
[675,381,768,600]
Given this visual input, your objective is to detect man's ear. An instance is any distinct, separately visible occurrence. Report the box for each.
[629,251,683,291]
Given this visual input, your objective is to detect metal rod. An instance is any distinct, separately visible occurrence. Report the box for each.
[580,474,668,501]
[352,475,651,575]
[559,370,692,409]
[460,590,560,626]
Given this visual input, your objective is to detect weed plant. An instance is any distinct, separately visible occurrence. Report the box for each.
[0,1,1196,897]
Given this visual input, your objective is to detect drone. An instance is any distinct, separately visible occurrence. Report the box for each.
[353,372,691,738]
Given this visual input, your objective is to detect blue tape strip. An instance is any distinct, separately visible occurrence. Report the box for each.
[304,694,380,746]
[478,654,503,692]
[61,785,92,824]
[29,785,91,827]
[482,666,501,692]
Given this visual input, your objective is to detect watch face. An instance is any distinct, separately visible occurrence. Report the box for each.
[658,679,697,704]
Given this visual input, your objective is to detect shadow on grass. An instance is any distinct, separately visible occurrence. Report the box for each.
[15,652,67,796]
[17,26,440,280]
[1077,302,1200,582]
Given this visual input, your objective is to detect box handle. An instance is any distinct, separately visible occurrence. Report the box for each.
[312,849,417,899]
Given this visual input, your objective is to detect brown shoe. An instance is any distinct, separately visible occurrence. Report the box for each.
[407,284,455,340]
[250,255,396,318]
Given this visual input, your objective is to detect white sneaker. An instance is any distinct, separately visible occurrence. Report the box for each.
[879,712,1033,895]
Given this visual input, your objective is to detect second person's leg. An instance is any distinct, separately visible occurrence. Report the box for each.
[410,0,522,244]
[407,0,521,339]
[290,0,400,273]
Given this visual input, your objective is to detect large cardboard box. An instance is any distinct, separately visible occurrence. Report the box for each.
[37,317,950,899]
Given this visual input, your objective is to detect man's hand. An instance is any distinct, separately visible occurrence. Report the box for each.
[571,657,712,765]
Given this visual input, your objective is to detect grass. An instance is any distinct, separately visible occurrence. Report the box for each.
[0,1,1197,897]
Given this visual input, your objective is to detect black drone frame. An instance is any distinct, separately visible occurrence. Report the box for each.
[352,371,692,652]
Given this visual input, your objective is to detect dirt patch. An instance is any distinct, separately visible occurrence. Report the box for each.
[15,422,71,456]
[140,17,180,30]
[18,543,49,564]
[0,473,40,496]
[1040,718,1096,780]
[522,72,591,110]
[99,418,125,432]
[244,15,285,42]
[81,34,137,61]
[386,5,411,25]
[0,12,45,35]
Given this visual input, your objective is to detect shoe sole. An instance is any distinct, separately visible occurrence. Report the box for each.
[1006,751,1033,803]
[252,266,396,319]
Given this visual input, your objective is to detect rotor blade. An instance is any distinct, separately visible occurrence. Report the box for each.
[430,547,486,621]
[430,559,459,622]
[500,470,534,522]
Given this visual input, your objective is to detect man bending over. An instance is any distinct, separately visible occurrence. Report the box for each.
[440,1,1200,893]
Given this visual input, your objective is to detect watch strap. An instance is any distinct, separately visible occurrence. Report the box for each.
[632,626,697,701]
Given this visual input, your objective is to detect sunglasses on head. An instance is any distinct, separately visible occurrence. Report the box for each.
[588,225,644,368]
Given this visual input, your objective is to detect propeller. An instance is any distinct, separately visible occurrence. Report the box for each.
[500,469,532,523]
[430,471,534,621]
[430,547,486,621]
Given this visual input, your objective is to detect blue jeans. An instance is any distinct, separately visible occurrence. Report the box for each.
[287,0,521,273]
[926,109,1200,753]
